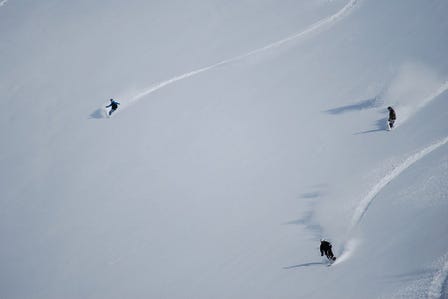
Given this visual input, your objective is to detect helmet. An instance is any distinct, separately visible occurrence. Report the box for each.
[387,106,392,110]
[110,99,114,102]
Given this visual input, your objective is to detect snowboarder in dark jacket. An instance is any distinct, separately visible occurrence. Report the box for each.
[106,99,120,116]
[387,106,396,129]
[320,239,336,261]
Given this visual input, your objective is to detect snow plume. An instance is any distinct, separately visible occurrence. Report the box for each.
[384,62,448,126]
[332,238,359,266]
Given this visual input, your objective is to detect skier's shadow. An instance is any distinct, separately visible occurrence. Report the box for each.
[354,117,388,135]
[325,97,391,134]
[283,262,326,269]
[89,108,106,119]
[325,97,381,115]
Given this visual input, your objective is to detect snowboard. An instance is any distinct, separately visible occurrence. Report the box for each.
[387,120,394,131]
[326,256,336,266]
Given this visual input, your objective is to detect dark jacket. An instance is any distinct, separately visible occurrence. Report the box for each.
[388,108,396,121]
[106,100,120,110]
[320,241,332,256]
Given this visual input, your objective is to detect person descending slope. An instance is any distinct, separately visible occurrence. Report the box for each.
[387,106,396,130]
[106,99,120,116]
[320,239,336,262]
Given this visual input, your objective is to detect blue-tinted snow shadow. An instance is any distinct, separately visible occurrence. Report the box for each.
[284,191,324,237]
[285,211,323,236]
[284,262,326,269]
[89,108,106,119]
[300,191,321,199]
[354,117,388,135]
[325,97,382,115]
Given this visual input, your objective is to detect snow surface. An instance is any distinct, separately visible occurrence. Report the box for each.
[1,0,448,298]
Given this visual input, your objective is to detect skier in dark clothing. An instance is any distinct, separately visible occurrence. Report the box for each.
[320,239,336,261]
[387,106,396,129]
[106,99,120,116]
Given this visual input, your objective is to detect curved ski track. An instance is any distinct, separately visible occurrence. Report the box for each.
[334,136,448,267]
[128,0,359,104]
[344,81,448,237]
[349,137,448,230]
[417,81,448,111]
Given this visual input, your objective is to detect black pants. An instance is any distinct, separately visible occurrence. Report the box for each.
[324,249,335,260]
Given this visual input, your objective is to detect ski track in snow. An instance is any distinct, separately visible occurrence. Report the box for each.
[397,80,448,127]
[350,137,448,230]
[334,137,448,266]
[349,81,448,230]
[126,0,359,105]
[0,0,8,7]
[417,81,448,111]
[332,238,359,266]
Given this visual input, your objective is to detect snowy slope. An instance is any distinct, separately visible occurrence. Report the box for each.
[0,0,447,298]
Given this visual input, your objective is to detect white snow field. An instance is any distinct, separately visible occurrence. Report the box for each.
[1,0,447,298]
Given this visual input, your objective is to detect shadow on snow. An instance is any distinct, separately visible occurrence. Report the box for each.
[325,97,382,115]
[284,262,326,269]
[89,108,106,119]
[354,117,389,135]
